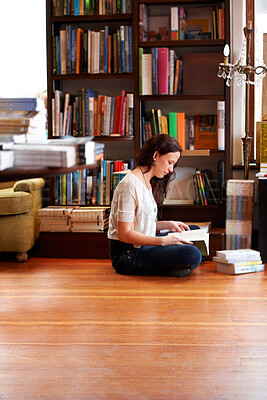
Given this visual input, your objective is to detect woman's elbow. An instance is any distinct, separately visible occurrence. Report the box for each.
[117,228,129,242]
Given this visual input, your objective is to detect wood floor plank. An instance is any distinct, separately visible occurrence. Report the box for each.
[0,257,267,399]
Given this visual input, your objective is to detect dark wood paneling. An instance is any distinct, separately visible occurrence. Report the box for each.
[38,232,110,258]
[158,204,226,228]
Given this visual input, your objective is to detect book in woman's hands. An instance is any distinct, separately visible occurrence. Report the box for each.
[178,229,209,256]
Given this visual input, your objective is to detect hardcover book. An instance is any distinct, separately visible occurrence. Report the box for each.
[158,48,169,95]
[194,114,217,150]
[217,263,264,275]
[176,229,209,256]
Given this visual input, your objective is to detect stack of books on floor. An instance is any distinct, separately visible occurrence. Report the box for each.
[38,206,110,232]
[213,249,264,275]
[70,207,110,232]
[38,206,73,232]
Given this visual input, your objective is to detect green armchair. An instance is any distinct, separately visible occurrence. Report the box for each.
[0,178,45,262]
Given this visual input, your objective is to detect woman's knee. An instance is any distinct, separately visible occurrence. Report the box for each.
[189,246,202,270]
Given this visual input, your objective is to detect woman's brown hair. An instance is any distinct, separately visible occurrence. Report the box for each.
[134,134,182,204]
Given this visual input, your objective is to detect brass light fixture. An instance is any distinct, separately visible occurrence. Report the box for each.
[217,22,267,179]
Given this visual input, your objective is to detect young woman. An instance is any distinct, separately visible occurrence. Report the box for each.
[108,134,202,277]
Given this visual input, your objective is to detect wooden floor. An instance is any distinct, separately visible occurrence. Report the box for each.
[1,258,267,400]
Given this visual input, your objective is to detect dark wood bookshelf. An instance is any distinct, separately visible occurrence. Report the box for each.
[42,0,231,256]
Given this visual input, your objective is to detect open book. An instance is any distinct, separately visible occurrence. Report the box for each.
[177,229,209,256]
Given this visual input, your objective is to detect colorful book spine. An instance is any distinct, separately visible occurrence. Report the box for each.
[170,7,179,40]
[196,170,208,206]
[120,25,125,73]
[177,112,185,150]
[168,112,177,140]
[158,48,169,95]
[152,47,158,95]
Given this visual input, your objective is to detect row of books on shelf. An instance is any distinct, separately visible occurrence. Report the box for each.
[53,0,132,16]
[164,163,225,206]
[53,158,132,205]
[213,249,264,275]
[0,137,104,170]
[139,48,182,96]
[139,4,224,42]
[141,103,225,151]
[52,89,133,137]
[54,25,132,75]
[38,205,110,232]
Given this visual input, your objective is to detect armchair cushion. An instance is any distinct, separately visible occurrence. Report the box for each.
[0,190,33,216]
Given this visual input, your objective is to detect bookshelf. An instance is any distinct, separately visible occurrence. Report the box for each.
[137,0,231,225]
[43,0,231,257]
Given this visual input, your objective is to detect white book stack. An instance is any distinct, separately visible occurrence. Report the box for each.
[47,137,98,165]
[213,249,264,275]
[70,206,110,232]
[37,206,74,232]
[14,143,76,168]
[0,150,14,170]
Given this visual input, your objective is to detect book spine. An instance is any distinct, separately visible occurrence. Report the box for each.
[120,25,125,73]
[177,112,185,150]
[60,30,67,74]
[170,7,179,40]
[104,26,109,73]
[158,48,169,95]
[217,100,225,150]
[128,25,133,73]
[168,112,177,140]
[152,47,158,95]
[178,7,186,40]
[141,53,152,96]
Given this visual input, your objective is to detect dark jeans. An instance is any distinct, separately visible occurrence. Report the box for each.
[109,225,202,278]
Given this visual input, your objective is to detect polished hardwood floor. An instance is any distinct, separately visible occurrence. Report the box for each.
[0,257,267,400]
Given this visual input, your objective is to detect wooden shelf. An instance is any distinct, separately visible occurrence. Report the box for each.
[232,163,260,170]
[139,94,225,101]
[52,13,132,22]
[93,135,134,142]
[0,163,96,182]
[52,73,134,80]
[140,0,223,4]
[140,39,224,48]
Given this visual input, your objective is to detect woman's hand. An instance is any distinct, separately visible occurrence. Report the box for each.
[162,232,193,246]
[161,220,190,233]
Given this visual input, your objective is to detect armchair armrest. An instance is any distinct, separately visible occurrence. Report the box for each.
[13,178,45,216]
[13,178,45,193]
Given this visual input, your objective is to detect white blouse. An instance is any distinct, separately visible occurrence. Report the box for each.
[108,172,158,246]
